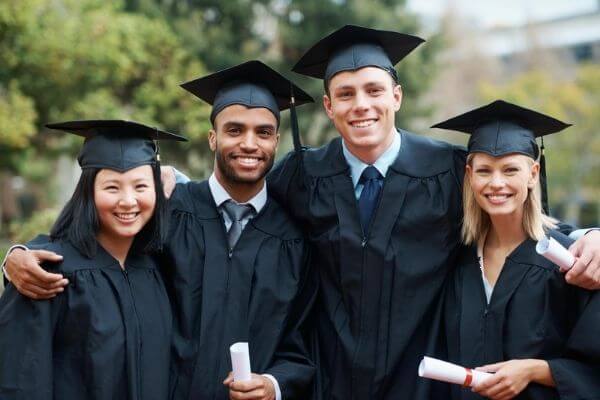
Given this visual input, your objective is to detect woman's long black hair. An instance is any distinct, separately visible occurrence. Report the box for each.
[50,162,168,258]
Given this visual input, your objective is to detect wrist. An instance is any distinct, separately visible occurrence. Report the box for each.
[527,359,549,383]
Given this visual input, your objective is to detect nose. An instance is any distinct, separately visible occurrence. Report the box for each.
[353,91,370,113]
[489,172,506,189]
[118,189,137,208]
[240,132,259,151]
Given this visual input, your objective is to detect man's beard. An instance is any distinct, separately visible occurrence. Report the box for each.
[215,150,275,185]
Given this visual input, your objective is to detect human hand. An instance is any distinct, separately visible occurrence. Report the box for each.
[5,248,67,299]
[472,359,547,400]
[160,165,177,199]
[565,230,600,290]
[223,372,275,400]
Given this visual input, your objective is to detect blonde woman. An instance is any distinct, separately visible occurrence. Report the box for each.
[434,100,600,400]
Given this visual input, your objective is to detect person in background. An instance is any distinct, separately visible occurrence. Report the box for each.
[0,120,184,399]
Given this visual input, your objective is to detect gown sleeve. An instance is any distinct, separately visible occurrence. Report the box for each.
[0,268,64,399]
[267,151,307,215]
[547,290,600,399]
[263,238,318,400]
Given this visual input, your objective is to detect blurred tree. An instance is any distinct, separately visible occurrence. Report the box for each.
[0,0,211,235]
[123,0,441,148]
[479,64,600,225]
[1,0,442,238]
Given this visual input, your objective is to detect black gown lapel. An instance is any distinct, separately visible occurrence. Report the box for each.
[484,242,533,363]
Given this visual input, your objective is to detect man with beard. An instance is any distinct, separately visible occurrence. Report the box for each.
[3,61,317,400]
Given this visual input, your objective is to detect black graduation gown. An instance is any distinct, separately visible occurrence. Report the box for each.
[162,181,316,400]
[444,231,600,400]
[267,131,467,400]
[0,238,172,400]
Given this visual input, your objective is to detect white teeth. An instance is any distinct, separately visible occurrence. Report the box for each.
[115,213,138,220]
[487,194,510,201]
[351,119,376,128]
[237,157,260,165]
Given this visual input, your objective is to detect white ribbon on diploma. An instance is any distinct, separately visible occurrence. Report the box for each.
[418,356,492,387]
[536,236,575,270]
[230,342,252,382]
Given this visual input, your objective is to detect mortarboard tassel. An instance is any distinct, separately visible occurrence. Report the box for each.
[289,84,302,153]
[539,137,549,215]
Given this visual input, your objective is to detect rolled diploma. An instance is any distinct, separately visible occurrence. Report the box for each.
[230,342,252,382]
[536,236,575,270]
[418,356,491,387]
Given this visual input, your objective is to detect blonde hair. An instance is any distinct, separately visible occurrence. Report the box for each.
[462,153,557,245]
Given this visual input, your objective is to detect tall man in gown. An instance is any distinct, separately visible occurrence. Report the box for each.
[266,25,600,400]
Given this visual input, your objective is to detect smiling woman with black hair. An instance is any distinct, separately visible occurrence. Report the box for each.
[0,120,186,400]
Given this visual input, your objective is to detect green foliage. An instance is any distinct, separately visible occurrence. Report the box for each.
[8,208,59,243]
[1,0,443,243]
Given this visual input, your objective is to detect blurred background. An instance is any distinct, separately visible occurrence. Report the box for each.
[1,0,598,277]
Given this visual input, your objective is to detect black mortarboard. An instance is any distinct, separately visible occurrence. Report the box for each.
[180,60,313,125]
[432,99,571,214]
[181,60,313,152]
[46,120,187,172]
[292,25,425,82]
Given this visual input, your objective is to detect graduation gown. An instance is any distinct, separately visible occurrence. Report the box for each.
[0,238,172,400]
[162,181,316,400]
[444,231,600,399]
[267,131,467,400]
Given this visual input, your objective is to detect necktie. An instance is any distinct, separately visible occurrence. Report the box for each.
[358,165,383,234]
[222,200,255,250]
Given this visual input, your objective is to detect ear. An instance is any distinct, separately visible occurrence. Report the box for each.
[528,161,540,188]
[323,94,334,120]
[208,128,217,152]
[393,84,402,112]
[465,163,473,183]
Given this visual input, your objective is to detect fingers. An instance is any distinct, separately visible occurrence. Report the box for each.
[160,166,176,199]
[32,250,63,263]
[223,372,234,385]
[566,253,598,289]
[28,264,67,285]
[476,361,506,373]
[229,388,267,400]
[227,375,272,400]
[21,281,65,298]
[473,373,501,392]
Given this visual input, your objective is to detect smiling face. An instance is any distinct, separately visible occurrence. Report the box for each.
[210,104,279,191]
[323,66,402,163]
[94,165,156,243]
[467,152,539,219]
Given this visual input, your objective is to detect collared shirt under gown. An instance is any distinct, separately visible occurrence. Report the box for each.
[161,180,316,400]
[444,231,600,400]
[0,237,172,400]
[267,130,466,400]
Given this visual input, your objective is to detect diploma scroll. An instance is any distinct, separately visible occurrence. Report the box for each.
[536,236,575,270]
[230,342,252,382]
[418,356,491,387]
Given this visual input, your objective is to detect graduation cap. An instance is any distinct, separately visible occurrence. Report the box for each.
[292,25,425,82]
[181,60,313,151]
[46,120,187,172]
[431,99,572,214]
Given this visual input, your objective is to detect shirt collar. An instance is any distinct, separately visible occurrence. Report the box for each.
[208,173,268,213]
[342,129,401,188]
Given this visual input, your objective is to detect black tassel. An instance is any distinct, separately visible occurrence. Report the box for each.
[290,84,302,153]
[540,137,549,215]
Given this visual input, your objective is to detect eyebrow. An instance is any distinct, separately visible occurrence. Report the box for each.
[255,124,276,131]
